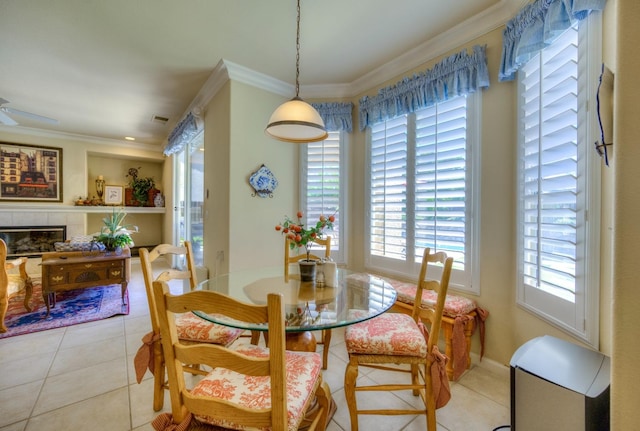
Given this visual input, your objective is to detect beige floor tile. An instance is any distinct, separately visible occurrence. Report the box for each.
[0,420,27,431]
[49,335,126,376]
[437,382,510,431]
[0,350,54,391]
[0,328,64,363]
[32,357,128,416]
[129,378,171,429]
[58,316,125,350]
[25,387,131,431]
[0,380,43,428]
[457,364,510,408]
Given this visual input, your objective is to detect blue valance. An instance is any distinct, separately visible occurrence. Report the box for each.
[312,102,354,132]
[163,112,201,156]
[360,45,489,130]
[358,45,489,131]
[499,0,606,81]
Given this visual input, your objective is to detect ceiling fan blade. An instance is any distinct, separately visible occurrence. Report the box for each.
[0,109,19,126]
[4,107,59,124]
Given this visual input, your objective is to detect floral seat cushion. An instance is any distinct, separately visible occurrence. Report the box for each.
[345,313,426,357]
[384,278,477,317]
[175,312,244,346]
[192,344,323,431]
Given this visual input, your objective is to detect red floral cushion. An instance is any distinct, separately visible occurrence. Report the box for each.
[175,313,244,346]
[345,313,426,357]
[384,278,477,317]
[191,344,323,431]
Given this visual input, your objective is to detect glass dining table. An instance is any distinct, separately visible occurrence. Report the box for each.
[193,266,397,351]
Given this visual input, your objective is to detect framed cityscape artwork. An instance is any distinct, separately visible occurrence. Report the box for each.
[0,142,63,202]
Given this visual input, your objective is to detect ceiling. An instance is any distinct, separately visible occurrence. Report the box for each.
[0,0,522,150]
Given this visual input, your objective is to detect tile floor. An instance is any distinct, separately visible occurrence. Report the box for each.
[0,258,511,431]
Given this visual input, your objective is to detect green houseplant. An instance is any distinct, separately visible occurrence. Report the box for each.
[126,167,155,206]
[94,208,138,252]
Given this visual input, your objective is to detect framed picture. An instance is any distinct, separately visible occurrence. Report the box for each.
[104,185,123,205]
[0,142,63,202]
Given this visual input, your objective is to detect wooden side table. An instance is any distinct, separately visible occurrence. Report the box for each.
[41,249,131,316]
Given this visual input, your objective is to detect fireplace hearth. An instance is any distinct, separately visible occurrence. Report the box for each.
[0,226,66,258]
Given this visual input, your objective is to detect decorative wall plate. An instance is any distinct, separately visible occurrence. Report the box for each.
[249,164,278,198]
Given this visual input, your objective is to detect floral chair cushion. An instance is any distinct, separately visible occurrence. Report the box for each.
[192,344,323,431]
[175,312,244,346]
[384,278,477,317]
[345,313,427,357]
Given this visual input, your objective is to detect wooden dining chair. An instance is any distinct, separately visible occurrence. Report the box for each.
[135,241,243,411]
[285,236,332,369]
[0,238,33,333]
[343,248,453,431]
[151,280,332,431]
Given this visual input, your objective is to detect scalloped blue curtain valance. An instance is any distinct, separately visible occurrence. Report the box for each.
[163,112,201,156]
[358,45,489,131]
[312,102,354,132]
[499,0,606,81]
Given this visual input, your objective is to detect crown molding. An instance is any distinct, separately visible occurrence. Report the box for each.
[0,124,164,154]
[191,0,527,103]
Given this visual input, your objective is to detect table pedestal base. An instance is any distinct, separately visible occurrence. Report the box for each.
[285,330,317,352]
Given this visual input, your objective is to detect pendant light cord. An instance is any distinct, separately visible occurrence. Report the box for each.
[295,0,301,98]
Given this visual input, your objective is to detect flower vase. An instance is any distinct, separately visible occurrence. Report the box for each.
[298,259,317,282]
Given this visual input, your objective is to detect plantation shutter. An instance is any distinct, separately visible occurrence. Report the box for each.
[370,116,408,260]
[518,23,584,325]
[415,96,468,268]
[304,132,341,255]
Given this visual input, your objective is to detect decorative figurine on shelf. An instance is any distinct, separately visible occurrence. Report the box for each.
[95,175,105,204]
[153,192,164,207]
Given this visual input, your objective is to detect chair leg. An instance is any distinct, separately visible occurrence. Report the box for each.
[23,279,33,312]
[314,380,332,431]
[443,322,454,380]
[344,358,360,431]
[0,293,7,333]
[250,330,261,345]
[152,341,165,412]
[321,329,331,370]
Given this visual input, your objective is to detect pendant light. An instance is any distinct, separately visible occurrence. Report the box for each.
[265,0,327,143]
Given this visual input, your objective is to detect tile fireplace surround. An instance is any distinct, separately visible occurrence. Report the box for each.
[0,206,85,275]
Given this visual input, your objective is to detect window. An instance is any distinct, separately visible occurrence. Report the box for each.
[301,131,347,263]
[173,131,205,267]
[366,94,480,293]
[516,16,601,345]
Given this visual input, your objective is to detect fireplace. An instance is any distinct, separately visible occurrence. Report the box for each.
[0,226,66,258]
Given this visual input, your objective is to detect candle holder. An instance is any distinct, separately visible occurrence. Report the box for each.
[95,176,105,203]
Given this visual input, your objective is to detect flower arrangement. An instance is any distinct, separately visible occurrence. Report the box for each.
[275,211,335,261]
[94,208,138,251]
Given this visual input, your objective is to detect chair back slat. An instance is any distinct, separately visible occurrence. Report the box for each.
[411,248,453,351]
[284,236,331,278]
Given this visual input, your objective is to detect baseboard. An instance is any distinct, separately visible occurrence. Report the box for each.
[471,351,510,378]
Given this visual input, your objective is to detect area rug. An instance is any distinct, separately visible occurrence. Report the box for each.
[0,283,129,339]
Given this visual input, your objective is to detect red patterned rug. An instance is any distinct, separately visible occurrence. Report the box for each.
[0,283,129,339]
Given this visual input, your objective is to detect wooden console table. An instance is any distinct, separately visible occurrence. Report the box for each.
[41,249,131,316]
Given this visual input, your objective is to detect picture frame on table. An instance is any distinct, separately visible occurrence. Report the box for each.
[104,185,123,205]
[0,142,63,202]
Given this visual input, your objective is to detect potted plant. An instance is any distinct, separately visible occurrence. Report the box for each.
[126,167,156,206]
[275,211,334,281]
[94,208,138,254]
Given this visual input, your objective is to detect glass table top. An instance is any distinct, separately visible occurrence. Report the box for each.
[192,266,397,332]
